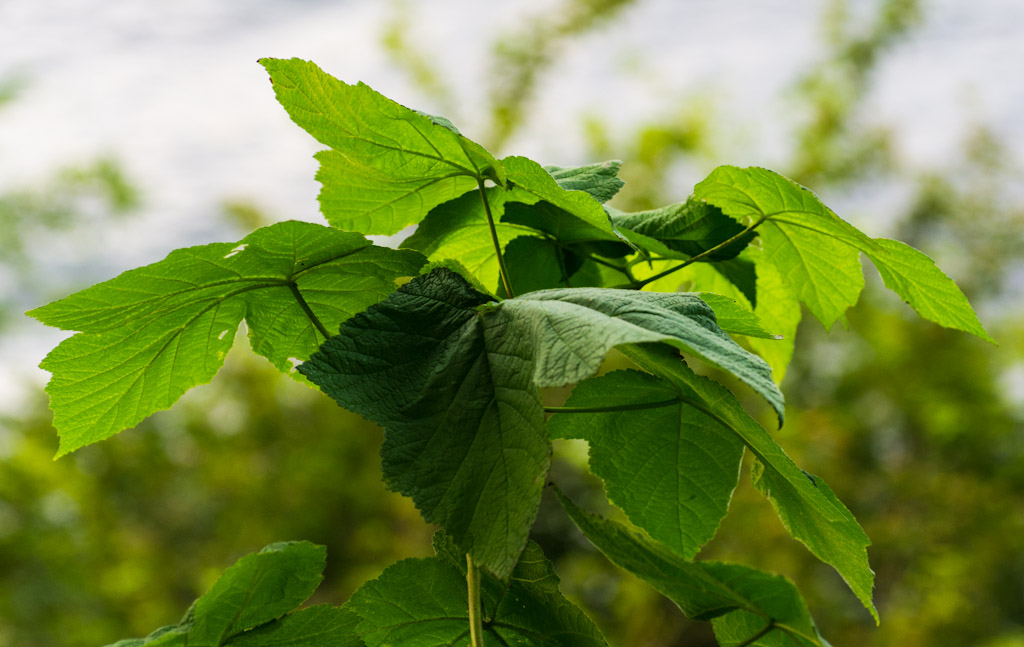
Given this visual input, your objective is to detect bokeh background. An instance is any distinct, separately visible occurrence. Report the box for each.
[1,1,1022,645]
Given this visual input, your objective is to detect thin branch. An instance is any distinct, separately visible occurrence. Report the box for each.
[614,216,767,289]
[544,395,681,414]
[467,554,485,647]
[478,179,514,298]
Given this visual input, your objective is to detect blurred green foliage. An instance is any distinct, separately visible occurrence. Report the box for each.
[0,348,431,647]
[3,0,1023,645]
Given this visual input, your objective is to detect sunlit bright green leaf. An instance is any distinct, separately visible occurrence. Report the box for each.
[260,58,503,234]
[865,238,994,342]
[694,166,879,328]
[29,221,423,456]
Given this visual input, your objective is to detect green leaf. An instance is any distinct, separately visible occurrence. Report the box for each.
[103,543,334,647]
[346,536,606,647]
[29,221,424,456]
[259,58,503,235]
[549,370,744,557]
[401,187,543,292]
[501,288,784,423]
[299,268,549,579]
[743,249,802,383]
[189,542,326,644]
[672,249,801,382]
[299,269,782,575]
[418,258,494,297]
[694,166,880,328]
[610,198,755,261]
[544,160,624,203]
[696,292,779,340]
[865,238,994,343]
[502,156,621,244]
[622,345,877,620]
[556,491,827,647]
[226,606,364,647]
[499,236,579,296]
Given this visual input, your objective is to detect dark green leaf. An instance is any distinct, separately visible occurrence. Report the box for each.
[260,58,503,234]
[549,370,744,557]
[498,236,581,296]
[346,536,606,647]
[28,221,424,456]
[226,606,364,647]
[556,492,826,647]
[105,543,329,647]
[865,238,993,342]
[299,268,549,579]
[622,345,877,620]
[544,160,624,203]
[300,269,782,575]
[610,198,755,260]
[189,542,326,644]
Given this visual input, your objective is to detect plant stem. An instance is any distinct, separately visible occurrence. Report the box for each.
[544,395,681,414]
[735,618,775,647]
[478,179,515,298]
[614,216,767,289]
[287,282,331,339]
[466,554,485,647]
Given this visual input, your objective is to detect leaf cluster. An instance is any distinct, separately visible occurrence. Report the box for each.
[29,58,991,646]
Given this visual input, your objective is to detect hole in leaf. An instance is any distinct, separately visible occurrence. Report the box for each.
[224,244,247,258]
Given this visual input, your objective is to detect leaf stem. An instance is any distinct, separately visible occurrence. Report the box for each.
[583,253,633,278]
[544,395,681,414]
[478,179,515,298]
[467,554,485,647]
[615,216,766,289]
[287,282,331,339]
[735,618,776,647]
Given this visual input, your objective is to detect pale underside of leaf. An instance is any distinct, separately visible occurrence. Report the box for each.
[500,288,785,423]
